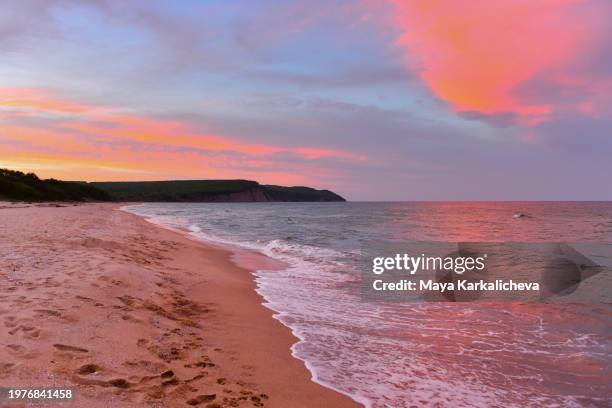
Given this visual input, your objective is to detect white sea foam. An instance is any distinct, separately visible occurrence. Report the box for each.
[122,203,611,408]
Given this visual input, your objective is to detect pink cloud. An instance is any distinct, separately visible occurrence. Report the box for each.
[386,0,611,124]
[0,87,365,183]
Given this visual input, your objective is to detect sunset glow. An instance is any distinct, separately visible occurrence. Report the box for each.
[1,87,362,182]
[1,0,610,199]
[390,0,609,123]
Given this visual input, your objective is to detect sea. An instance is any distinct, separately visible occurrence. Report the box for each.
[124,202,612,408]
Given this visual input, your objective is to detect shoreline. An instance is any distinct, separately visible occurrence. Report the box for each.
[123,204,373,408]
[0,203,359,407]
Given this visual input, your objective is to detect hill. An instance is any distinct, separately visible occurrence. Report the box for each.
[0,169,111,202]
[0,169,345,202]
[92,180,346,202]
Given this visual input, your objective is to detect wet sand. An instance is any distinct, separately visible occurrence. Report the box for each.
[0,203,359,407]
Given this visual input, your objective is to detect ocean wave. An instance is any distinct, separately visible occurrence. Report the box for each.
[262,239,346,265]
[122,203,612,408]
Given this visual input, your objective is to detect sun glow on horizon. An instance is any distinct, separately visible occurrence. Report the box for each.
[0,0,610,199]
[0,87,364,184]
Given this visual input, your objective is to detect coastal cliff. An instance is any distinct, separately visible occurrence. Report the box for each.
[1,169,345,202]
[92,180,346,202]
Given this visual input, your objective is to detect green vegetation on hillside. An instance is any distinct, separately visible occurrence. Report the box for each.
[0,169,345,202]
[0,169,111,202]
[93,180,346,202]
[93,180,258,201]
[262,185,345,202]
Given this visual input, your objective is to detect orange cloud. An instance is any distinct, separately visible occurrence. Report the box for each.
[0,87,88,114]
[388,0,606,124]
[0,87,364,184]
[0,142,331,186]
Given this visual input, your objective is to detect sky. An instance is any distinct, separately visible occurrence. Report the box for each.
[1,0,610,200]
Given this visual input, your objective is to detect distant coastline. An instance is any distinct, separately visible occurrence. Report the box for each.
[0,168,345,203]
[93,180,346,202]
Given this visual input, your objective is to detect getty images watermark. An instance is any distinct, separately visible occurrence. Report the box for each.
[360,242,611,303]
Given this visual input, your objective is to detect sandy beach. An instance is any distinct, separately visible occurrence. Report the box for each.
[0,203,358,407]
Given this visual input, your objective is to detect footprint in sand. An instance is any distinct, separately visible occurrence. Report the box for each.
[136,338,149,348]
[160,370,174,379]
[0,363,16,379]
[116,295,138,307]
[186,394,216,405]
[53,344,89,353]
[8,324,41,339]
[123,359,167,373]
[73,375,132,390]
[107,378,131,389]
[4,316,17,328]
[33,309,73,322]
[76,363,101,374]
[6,344,38,359]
